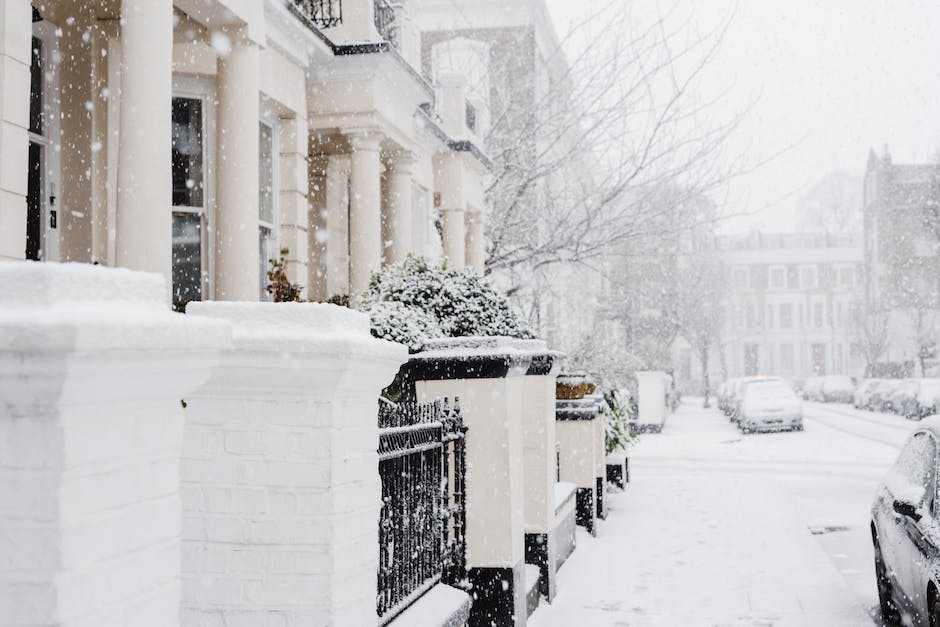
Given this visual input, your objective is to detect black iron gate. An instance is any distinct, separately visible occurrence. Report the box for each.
[377,399,467,624]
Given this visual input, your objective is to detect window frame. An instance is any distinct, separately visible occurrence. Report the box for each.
[258,115,279,301]
[171,76,217,303]
[799,264,819,289]
[769,265,787,290]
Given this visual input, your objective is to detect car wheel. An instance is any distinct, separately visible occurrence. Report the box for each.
[929,587,940,627]
[874,535,901,625]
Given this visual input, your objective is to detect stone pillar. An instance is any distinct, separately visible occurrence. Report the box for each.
[384,151,416,265]
[519,342,564,602]
[436,153,465,269]
[181,301,407,626]
[325,154,350,300]
[466,210,485,272]
[308,155,328,301]
[403,337,531,627]
[555,395,602,536]
[0,262,227,627]
[214,29,260,301]
[278,116,310,289]
[116,0,173,284]
[347,130,383,304]
[0,0,30,260]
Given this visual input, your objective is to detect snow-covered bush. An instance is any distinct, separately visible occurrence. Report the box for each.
[367,301,444,352]
[603,389,636,455]
[362,256,535,351]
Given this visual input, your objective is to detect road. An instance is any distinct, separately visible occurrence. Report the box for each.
[530,398,918,626]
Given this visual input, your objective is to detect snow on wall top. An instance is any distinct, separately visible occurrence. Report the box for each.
[0,261,230,352]
[187,300,407,360]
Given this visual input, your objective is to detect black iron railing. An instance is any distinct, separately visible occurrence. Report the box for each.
[373,0,398,47]
[377,399,467,623]
[289,0,342,29]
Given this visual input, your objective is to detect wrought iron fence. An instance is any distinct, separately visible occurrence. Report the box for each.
[377,398,467,624]
[373,0,398,47]
[288,0,342,30]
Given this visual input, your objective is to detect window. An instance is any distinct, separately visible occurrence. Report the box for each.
[892,433,937,511]
[172,96,207,309]
[839,266,855,288]
[814,303,824,328]
[770,266,786,289]
[780,303,793,329]
[259,121,277,300]
[781,344,794,372]
[800,265,818,289]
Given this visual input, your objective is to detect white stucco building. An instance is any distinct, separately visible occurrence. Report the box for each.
[716,231,864,382]
[0,0,490,308]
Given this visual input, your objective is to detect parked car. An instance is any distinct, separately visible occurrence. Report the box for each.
[729,377,760,422]
[871,421,940,625]
[737,378,803,433]
[802,376,824,401]
[855,379,885,410]
[718,381,732,413]
[887,379,920,416]
[820,375,856,403]
[916,379,940,419]
[870,379,903,413]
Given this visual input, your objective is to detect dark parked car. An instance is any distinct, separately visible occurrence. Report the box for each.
[871,420,940,626]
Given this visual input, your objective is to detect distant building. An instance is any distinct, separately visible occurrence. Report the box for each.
[862,147,940,368]
[717,231,864,381]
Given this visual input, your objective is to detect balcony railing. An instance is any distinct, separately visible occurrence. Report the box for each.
[374,0,398,47]
[377,399,467,624]
[289,0,342,29]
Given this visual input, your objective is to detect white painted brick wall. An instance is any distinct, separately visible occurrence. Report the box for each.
[182,302,406,627]
[0,262,227,627]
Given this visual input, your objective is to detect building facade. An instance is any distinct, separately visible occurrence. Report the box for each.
[0,0,489,308]
[718,231,864,381]
[862,147,940,367]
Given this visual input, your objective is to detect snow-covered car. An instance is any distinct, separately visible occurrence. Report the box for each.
[886,379,919,416]
[916,379,940,419]
[871,421,940,625]
[870,379,903,413]
[737,378,803,433]
[801,376,824,401]
[819,375,855,403]
[855,379,885,409]
[729,377,759,422]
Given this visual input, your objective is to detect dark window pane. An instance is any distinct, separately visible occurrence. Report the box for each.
[171,98,204,207]
[30,37,43,135]
[172,212,203,308]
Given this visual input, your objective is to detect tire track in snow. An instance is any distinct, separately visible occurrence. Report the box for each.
[802,410,907,451]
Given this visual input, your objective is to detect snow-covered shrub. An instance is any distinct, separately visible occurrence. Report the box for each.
[368,301,444,352]
[603,389,636,455]
[361,256,535,350]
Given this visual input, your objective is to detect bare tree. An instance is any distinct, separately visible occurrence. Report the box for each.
[478,1,752,291]
[676,246,726,407]
[796,171,862,234]
[851,303,890,374]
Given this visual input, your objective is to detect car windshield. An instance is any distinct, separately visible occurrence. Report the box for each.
[745,381,792,400]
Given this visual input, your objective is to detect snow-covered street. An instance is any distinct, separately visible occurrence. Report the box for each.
[530,398,915,626]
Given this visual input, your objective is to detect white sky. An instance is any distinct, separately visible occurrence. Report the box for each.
[545,0,940,232]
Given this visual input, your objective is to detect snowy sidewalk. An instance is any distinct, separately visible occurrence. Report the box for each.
[529,400,876,627]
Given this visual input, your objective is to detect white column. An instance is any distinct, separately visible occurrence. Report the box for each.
[384,151,416,265]
[215,29,260,301]
[116,0,173,284]
[0,0,30,260]
[465,209,485,272]
[182,301,407,627]
[0,261,227,627]
[436,153,465,269]
[347,130,383,304]
[325,154,349,299]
